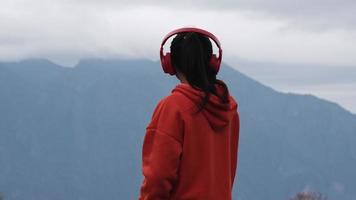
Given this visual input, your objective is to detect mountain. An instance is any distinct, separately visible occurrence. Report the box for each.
[0,58,355,200]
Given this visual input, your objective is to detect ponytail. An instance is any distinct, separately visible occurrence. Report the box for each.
[170,32,229,114]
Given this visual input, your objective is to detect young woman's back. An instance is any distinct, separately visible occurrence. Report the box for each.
[138,28,240,200]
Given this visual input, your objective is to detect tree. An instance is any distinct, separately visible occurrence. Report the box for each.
[289,191,327,200]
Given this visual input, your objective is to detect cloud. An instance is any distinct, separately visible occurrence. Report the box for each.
[0,0,355,112]
[60,0,356,31]
[1,1,356,67]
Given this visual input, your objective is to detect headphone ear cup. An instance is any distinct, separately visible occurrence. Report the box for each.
[162,52,176,75]
[209,54,220,74]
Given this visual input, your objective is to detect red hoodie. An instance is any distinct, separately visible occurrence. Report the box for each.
[138,79,240,200]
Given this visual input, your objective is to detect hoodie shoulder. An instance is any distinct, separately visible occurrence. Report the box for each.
[164,92,196,113]
[229,95,239,110]
[147,94,185,143]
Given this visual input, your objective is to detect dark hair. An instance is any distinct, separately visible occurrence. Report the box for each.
[170,32,229,114]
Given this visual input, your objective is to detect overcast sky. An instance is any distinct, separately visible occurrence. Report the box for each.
[1,0,355,113]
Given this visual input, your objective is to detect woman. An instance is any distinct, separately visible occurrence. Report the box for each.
[138,27,240,200]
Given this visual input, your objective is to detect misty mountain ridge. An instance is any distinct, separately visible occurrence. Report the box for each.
[0,58,355,200]
[8,57,356,116]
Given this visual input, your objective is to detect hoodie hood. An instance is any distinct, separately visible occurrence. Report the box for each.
[171,80,238,131]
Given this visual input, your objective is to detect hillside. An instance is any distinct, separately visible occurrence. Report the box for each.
[0,58,355,200]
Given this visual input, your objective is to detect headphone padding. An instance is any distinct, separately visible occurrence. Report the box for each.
[209,54,220,74]
[162,53,176,75]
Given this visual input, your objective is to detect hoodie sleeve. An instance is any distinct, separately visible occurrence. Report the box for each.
[231,110,240,188]
[138,96,184,200]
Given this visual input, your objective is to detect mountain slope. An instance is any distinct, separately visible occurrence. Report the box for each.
[0,58,355,200]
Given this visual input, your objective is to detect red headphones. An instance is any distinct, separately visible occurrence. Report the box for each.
[160,27,223,75]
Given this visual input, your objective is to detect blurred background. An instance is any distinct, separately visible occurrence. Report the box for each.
[0,0,355,200]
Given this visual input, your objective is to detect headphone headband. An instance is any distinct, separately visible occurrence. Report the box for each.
[160,27,222,61]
